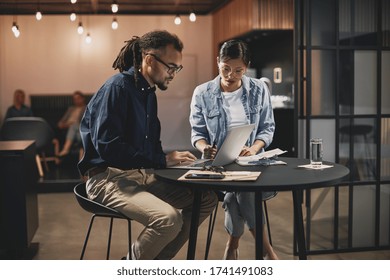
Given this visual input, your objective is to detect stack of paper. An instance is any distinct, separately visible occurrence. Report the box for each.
[236,148,287,166]
[179,170,261,181]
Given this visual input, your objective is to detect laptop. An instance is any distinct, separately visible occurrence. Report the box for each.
[170,123,256,169]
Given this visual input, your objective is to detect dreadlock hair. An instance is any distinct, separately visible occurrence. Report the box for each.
[112,30,184,83]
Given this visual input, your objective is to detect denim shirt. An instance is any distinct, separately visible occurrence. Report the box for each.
[78,68,166,175]
[190,75,275,151]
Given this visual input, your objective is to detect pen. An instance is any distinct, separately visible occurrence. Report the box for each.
[212,140,217,149]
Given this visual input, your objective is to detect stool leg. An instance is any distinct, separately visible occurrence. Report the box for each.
[106,217,114,260]
[80,215,97,260]
[264,200,272,246]
[204,203,219,260]
[127,219,132,260]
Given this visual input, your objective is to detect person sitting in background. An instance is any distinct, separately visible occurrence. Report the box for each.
[55,91,86,158]
[5,89,33,119]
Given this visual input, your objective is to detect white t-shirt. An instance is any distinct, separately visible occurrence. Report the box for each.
[221,87,247,128]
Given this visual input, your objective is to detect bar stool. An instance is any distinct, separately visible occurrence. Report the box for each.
[73,182,132,260]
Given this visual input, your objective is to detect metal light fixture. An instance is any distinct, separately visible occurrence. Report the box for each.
[174,15,181,25]
[111,17,118,30]
[111,1,119,13]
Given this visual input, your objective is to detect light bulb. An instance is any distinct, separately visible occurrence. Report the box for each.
[77,22,84,35]
[111,18,118,30]
[11,22,18,33]
[70,12,77,22]
[70,0,77,4]
[174,15,181,25]
[189,12,196,22]
[36,11,42,21]
[14,28,20,38]
[111,3,119,13]
[85,33,92,44]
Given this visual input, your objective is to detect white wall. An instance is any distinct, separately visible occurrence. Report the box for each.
[0,14,214,151]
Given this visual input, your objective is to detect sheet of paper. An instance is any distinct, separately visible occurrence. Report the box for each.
[297,164,333,170]
[178,170,261,181]
[236,148,287,165]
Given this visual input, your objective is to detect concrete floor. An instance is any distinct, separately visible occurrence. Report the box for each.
[31,190,390,260]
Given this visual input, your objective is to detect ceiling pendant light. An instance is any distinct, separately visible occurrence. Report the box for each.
[111,17,119,30]
[77,22,84,35]
[189,12,196,22]
[36,1,42,21]
[12,22,20,38]
[70,0,77,4]
[174,15,181,25]
[85,33,92,44]
[70,12,77,22]
[36,11,42,21]
[111,1,119,13]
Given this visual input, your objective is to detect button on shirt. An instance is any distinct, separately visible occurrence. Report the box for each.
[78,67,166,175]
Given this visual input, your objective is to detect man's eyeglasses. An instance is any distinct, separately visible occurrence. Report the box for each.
[147,53,183,75]
[219,65,245,78]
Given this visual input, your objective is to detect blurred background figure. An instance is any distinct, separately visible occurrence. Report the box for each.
[5,89,33,119]
[54,91,86,159]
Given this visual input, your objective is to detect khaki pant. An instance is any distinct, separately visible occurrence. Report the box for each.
[86,167,217,260]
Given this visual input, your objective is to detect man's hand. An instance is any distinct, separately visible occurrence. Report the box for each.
[166,151,197,167]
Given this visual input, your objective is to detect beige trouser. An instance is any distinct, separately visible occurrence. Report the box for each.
[86,167,217,260]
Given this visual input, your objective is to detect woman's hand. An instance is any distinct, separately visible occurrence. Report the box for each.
[203,144,217,159]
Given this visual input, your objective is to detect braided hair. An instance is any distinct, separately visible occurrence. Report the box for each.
[112,30,184,83]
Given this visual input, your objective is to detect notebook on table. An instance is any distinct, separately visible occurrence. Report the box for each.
[169,123,256,170]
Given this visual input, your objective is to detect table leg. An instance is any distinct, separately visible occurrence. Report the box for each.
[187,189,202,260]
[292,189,308,260]
[255,191,264,260]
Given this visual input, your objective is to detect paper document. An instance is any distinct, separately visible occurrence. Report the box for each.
[236,148,287,166]
[179,170,261,182]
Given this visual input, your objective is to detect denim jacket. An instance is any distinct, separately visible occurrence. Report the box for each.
[190,75,275,151]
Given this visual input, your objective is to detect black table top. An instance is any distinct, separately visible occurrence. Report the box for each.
[154,157,350,192]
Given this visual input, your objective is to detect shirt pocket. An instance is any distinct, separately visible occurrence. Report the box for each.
[206,108,221,119]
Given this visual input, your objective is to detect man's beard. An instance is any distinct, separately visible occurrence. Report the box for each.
[156,82,168,91]
[155,78,171,91]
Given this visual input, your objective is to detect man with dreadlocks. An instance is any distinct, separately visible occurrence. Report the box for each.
[78,30,217,260]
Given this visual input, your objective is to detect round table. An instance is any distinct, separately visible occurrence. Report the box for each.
[155,157,350,260]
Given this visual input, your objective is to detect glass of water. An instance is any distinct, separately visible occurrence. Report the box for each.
[310,138,323,167]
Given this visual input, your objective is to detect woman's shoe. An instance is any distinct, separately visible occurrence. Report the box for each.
[222,247,239,260]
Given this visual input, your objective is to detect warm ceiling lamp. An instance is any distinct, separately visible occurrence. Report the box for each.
[70,0,77,4]
[85,33,92,44]
[36,1,42,21]
[35,11,42,21]
[111,17,119,30]
[174,15,181,25]
[70,12,77,22]
[111,1,119,13]
[77,22,84,35]
[189,12,196,22]
[11,21,20,38]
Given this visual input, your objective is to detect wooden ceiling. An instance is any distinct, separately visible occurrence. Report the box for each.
[0,0,231,16]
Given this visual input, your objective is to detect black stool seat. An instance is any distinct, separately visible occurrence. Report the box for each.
[74,182,132,260]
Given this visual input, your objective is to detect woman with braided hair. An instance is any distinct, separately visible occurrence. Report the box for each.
[78,30,217,260]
